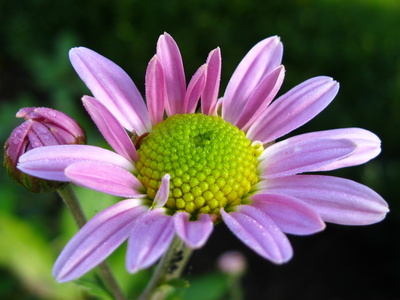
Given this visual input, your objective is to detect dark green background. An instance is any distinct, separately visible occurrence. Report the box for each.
[1,0,399,299]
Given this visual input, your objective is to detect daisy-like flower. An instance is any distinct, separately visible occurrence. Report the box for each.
[18,33,388,282]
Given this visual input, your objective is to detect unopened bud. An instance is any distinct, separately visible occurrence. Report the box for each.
[218,251,247,276]
[4,107,86,192]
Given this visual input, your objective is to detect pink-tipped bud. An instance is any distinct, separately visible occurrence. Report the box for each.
[4,107,86,193]
[218,251,247,276]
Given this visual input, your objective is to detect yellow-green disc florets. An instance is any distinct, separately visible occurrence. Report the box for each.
[136,114,260,216]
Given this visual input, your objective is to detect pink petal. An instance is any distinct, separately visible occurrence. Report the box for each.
[17,107,85,139]
[247,76,339,144]
[260,175,389,225]
[235,65,285,131]
[173,212,214,248]
[69,47,151,134]
[65,161,145,198]
[145,55,165,126]
[221,206,292,264]
[53,199,147,282]
[18,145,134,181]
[82,96,138,163]
[126,209,175,273]
[183,64,207,113]
[29,121,59,146]
[222,36,283,124]
[201,48,221,116]
[6,120,31,164]
[286,128,381,171]
[251,193,325,235]
[153,174,170,208]
[259,137,357,178]
[156,33,186,116]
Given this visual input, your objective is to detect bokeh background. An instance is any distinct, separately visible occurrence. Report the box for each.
[1,0,399,299]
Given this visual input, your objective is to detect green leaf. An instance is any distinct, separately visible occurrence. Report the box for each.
[177,272,229,300]
[166,278,190,289]
[0,211,84,299]
[74,277,114,300]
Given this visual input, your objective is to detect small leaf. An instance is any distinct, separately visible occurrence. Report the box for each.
[74,276,114,300]
[178,272,230,300]
[166,278,190,289]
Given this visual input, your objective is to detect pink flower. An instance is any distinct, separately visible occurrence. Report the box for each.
[18,33,388,282]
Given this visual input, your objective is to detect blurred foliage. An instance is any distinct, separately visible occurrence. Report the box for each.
[1,0,399,299]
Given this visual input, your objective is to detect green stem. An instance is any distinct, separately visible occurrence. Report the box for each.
[138,235,193,300]
[227,274,244,300]
[57,184,86,227]
[56,184,127,300]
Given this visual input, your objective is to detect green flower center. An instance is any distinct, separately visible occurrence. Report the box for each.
[136,114,261,216]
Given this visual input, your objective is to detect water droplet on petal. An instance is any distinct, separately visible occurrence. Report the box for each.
[49,111,57,118]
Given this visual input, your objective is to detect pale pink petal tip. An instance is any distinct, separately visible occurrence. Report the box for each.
[262,175,388,225]
[65,161,145,198]
[222,36,283,124]
[82,96,139,163]
[126,209,175,273]
[259,138,357,178]
[146,55,165,126]
[153,174,171,208]
[18,145,134,182]
[247,76,339,144]
[156,33,186,116]
[221,206,293,264]
[174,212,214,248]
[53,199,147,282]
[69,47,151,135]
[202,47,222,116]
[251,193,326,235]
[183,64,207,114]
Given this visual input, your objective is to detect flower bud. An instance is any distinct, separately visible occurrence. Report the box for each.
[218,251,247,276]
[4,107,86,193]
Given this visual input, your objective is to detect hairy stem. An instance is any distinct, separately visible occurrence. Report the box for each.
[57,184,126,300]
[138,235,193,300]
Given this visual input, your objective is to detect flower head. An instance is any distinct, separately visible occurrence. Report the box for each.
[17,33,388,282]
[5,107,86,192]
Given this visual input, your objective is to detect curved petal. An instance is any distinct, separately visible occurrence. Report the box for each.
[221,206,292,264]
[247,76,339,144]
[53,199,147,282]
[18,145,134,181]
[65,161,145,198]
[69,47,151,134]
[250,193,325,235]
[173,212,214,248]
[146,55,165,126]
[222,36,283,124]
[153,174,170,208]
[29,121,59,146]
[6,120,31,163]
[259,175,389,225]
[202,48,221,116]
[18,107,85,140]
[126,209,175,273]
[83,96,138,163]
[183,64,207,114]
[156,33,186,116]
[286,128,381,171]
[258,137,357,178]
[235,65,285,131]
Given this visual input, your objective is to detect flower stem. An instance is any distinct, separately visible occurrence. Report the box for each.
[138,235,193,300]
[57,184,86,227]
[56,184,127,300]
